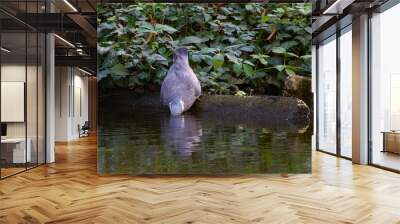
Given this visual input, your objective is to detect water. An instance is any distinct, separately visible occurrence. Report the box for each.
[98,106,311,174]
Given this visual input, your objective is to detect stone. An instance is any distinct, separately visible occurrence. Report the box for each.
[283,75,312,108]
[192,95,310,123]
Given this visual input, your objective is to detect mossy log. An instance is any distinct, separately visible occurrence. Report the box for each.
[100,91,311,132]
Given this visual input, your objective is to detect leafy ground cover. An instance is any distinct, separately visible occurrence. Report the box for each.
[98,3,311,95]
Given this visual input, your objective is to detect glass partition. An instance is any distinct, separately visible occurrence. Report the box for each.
[0,1,46,179]
[1,31,28,177]
[339,26,352,158]
[370,4,400,171]
[317,35,337,154]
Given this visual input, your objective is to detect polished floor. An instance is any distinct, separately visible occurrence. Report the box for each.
[372,150,400,171]
[1,167,26,178]
[0,136,400,223]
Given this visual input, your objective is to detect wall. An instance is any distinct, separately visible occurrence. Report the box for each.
[55,67,89,141]
[1,65,25,138]
[1,64,43,139]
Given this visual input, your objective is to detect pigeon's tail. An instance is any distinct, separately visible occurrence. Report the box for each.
[169,99,185,116]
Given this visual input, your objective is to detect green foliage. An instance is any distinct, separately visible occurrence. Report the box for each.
[97,3,311,95]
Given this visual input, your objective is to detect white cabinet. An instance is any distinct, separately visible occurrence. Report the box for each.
[1,138,32,163]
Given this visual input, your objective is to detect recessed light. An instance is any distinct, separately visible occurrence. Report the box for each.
[54,34,75,48]
[1,47,11,53]
[63,0,78,12]
[78,68,92,76]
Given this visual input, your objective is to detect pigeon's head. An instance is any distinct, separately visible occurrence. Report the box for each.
[173,47,189,64]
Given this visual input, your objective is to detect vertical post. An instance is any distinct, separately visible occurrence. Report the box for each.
[25,2,28,170]
[352,14,369,164]
[46,1,55,163]
[336,28,341,157]
[0,22,2,179]
[315,45,320,150]
[312,45,317,150]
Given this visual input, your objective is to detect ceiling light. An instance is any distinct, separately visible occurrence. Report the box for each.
[54,34,75,48]
[322,0,354,15]
[1,47,11,53]
[63,0,78,12]
[78,67,92,76]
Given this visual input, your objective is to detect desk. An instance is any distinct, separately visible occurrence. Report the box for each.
[382,131,400,154]
[1,138,31,163]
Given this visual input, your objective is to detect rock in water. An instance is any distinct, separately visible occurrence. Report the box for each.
[160,47,201,115]
[283,74,312,108]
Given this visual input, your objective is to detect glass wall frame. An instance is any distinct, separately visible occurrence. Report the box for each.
[315,24,353,160]
[0,0,47,180]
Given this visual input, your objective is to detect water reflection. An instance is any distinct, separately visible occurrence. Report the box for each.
[162,115,202,157]
[98,107,311,174]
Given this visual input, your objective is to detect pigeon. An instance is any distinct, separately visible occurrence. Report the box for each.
[160,47,201,116]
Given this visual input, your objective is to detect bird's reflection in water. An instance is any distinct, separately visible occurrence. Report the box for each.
[161,114,202,157]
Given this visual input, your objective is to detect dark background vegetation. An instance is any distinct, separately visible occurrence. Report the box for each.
[97,3,312,96]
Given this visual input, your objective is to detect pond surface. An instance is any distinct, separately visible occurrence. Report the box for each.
[98,106,311,174]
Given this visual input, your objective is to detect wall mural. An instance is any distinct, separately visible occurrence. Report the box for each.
[97,3,312,174]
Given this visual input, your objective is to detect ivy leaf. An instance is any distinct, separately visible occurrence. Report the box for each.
[98,69,110,81]
[212,54,225,69]
[286,52,299,58]
[243,64,254,76]
[239,46,254,52]
[107,16,116,22]
[245,4,254,11]
[233,63,243,75]
[282,41,298,50]
[110,63,129,78]
[203,12,212,22]
[97,46,112,55]
[200,47,218,54]
[127,17,134,28]
[258,15,269,23]
[274,65,285,72]
[226,53,241,64]
[138,22,155,33]
[180,36,206,45]
[243,60,255,66]
[301,55,312,60]
[272,47,286,54]
[285,68,296,76]
[155,24,177,34]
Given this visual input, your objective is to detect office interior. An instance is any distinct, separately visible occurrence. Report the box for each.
[0,0,97,179]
